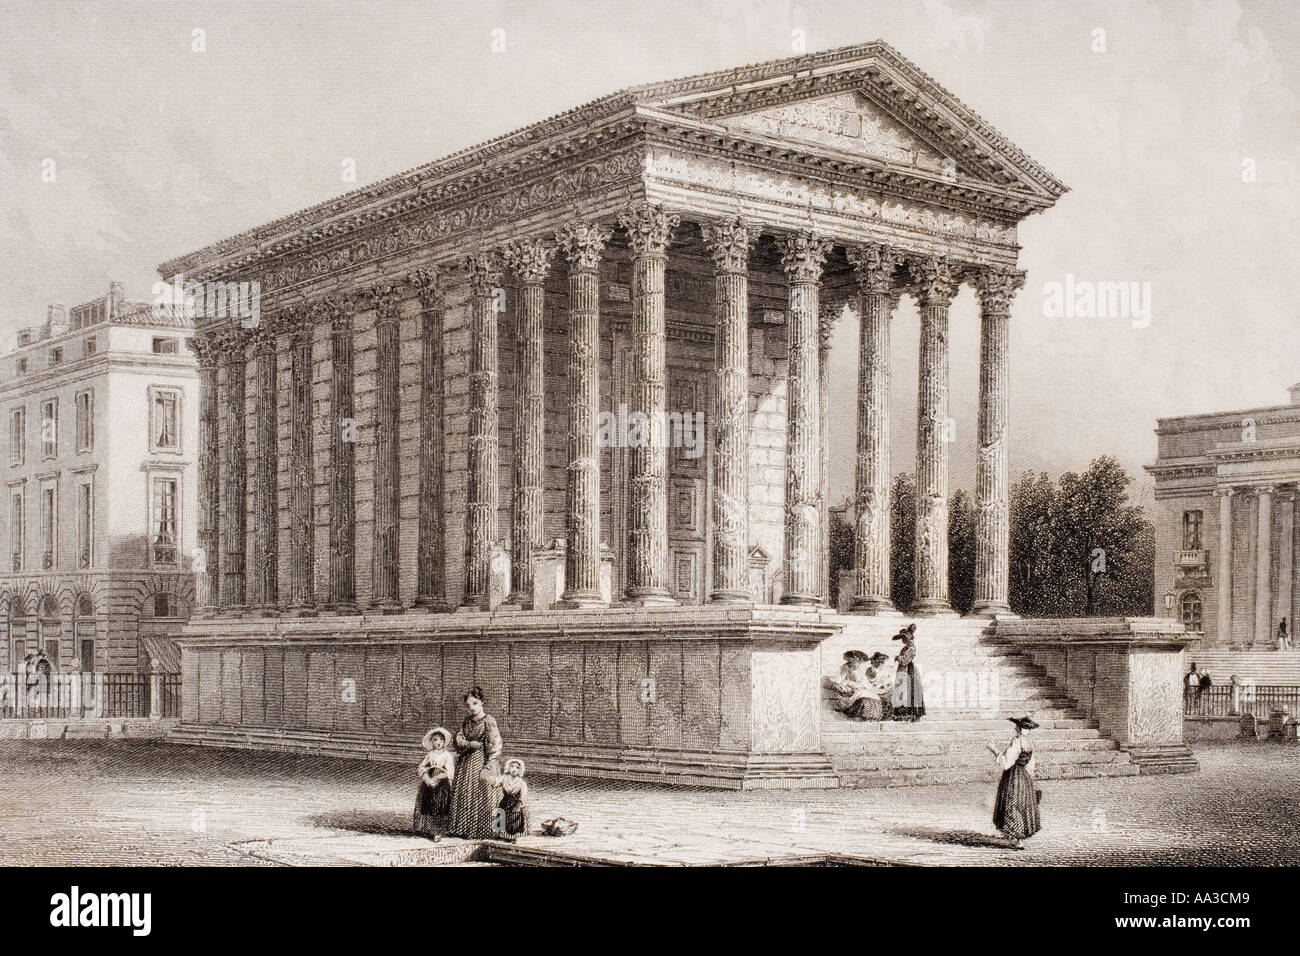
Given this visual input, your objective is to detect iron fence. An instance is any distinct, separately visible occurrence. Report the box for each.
[0,672,181,719]
[1185,684,1300,719]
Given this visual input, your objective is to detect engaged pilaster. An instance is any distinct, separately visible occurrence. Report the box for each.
[911,256,960,616]
[217,327,247,611]
[1255,486,1274,645]
[778,231,831,606]
[620,201,680,606]
[326,294,358,615]
[286,307,316,615]
[461,253,504,610]
[1215,488,1234,645]
[410,269,450,612]
[190,334,221,616]
[970,266,1025,617]
[369,282,404,614]
[702,217,756,604]
[555,222,610,608]
[502,239,555,608]
[846,243,903,614]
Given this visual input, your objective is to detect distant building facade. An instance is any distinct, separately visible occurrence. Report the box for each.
[1148,383,1300,648]
[0,283,198,674]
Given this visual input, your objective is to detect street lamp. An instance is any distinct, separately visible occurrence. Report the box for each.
[1164,589,1177,620]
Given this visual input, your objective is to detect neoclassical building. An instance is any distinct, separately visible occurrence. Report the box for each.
[164,43,1195,787]
[1148,383,1300,649]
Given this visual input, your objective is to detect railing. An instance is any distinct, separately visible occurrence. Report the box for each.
[1185,684,1300,719]
[0,672,181,720]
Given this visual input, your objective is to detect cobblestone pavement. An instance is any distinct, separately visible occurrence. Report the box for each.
[0,739,1295,866]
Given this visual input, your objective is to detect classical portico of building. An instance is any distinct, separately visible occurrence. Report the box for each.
[163,43,1195,788]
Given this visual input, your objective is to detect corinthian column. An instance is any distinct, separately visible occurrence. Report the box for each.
[409,269,450,612]
[971,266,1025,617]
[286,308,315,615]
[702,217,755,604]
[1255,486,1274,645]
[461,253,502,610]
[819,303,840,604]
[555,222,610,608]
[911,256,960,616]
[191,334,221,617]
[250,320,280,614]
[620,201,680,605]
[846,243,902,614]
[326,295,358,615]
[218,328,247,611]
[1216,488,1234,645]
[369,283,403,614]
[502,239,555,607]
[778,232,831,606]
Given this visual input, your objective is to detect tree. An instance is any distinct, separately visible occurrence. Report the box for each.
[1009,471,1061,616]
[827,507,854,607]
[1054,456,1150,616]
[948,489,977,615]
[889,473,916,611]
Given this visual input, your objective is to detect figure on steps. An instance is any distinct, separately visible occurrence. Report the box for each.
[891,624,925,721]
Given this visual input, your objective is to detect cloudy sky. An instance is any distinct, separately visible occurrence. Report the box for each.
[2,0,1297,504]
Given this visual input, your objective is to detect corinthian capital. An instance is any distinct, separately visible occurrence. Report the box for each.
[322,293,355,334]
[188,334,221,369]
[502,238,556,285]
[463,253,504,298]
[407,267,445,310]
[974,266,1027,314]
[778,231,832,284]
[909,256,962,308]
[281,305,314,345]
[619,201,680,258]
[847,242,904,295]
[555,221,612,272]
[701,217,756,274]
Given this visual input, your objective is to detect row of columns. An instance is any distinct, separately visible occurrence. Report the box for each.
[1215,485,1296,644]
[192,203,1023,618]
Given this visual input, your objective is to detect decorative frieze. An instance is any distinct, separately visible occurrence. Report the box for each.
[555,222,611,607]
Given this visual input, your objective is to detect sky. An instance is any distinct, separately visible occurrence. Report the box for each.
[2,0,1297,507]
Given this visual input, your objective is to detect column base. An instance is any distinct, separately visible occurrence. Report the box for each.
[623,588,676,608]
[556,590,606,609]
[850,595,901,616]
[780,593,823,607]
[411,597,453,614]
[282,604,318,618]
[246,604,281,618]
[966,601,1016,619]
[911,599,957,617]
[708,589,753,606]
[320,603,360,617]
[502,592,534,611]
[372,600,404,616]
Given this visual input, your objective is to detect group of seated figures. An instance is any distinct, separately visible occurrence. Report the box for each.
[826,624,926,722]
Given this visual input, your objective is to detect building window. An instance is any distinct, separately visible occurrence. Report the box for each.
[1182,510,1204,550]
[16,358,27,375]
[83,337,97,358]
[151,477,178,566]
[154,592,177,618]
[10,489,23,572]
[40,398,57,459]
[75,391,93,453]
[40,486,55,569]
[77,481,92,568]
[50,347,64,365]
[9,407,25,466]
[1181,592,1203,632]
[9,605,26,671]
[75,594,94,672]
[150,388,180,452]
[152,337,178,355]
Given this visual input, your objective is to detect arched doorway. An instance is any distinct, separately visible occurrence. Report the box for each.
[75,594,95,672]
[38,595,60,667]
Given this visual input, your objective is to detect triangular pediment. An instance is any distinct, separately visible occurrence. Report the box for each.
[630,41,1067,202]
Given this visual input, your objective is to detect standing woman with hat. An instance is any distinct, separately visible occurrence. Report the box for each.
[891,624,925,721]
[449,686,503,839]
[988,716,1042,849]
[413,727,455,838]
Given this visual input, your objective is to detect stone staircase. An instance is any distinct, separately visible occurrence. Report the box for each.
[1192,649,1300,685]
[820,616,1142,788]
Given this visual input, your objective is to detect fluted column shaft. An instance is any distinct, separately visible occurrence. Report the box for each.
[1255,486,1274,645]
[502,241,555,607]
[370,285,402,613]
[912,258,960,615]
[972,267,1025,616]
[251,325,279,613]
[328,297,358,613]
[819,308,834,603]
[192,336,221,615]
[1278,491,1295,642]
[779,232,831,606]
[410,270,449,611]
[1216,488,1234,644]
[287,315,315,614]
[462,254,502,609]
[621,202,680,605]
[703,218,754,603]
[219,332,247,610]
[556,223,610,607]
[847,244,900,613]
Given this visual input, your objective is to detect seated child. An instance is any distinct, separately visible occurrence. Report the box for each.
[825,650,885,720]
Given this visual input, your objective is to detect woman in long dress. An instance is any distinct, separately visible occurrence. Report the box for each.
[412,727,455,838]
[988,716,1042,849]
[448,687,503,839]
[891,624,925,721]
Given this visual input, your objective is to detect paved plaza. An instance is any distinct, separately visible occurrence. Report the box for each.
[0,739,1295,866]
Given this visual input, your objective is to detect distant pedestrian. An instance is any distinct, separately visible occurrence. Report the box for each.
[1278,618,1292,652]
[1198,669,1213,715]
[891,624,925,721]
[1185,663,1203,713]
[988,716,1041,849]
